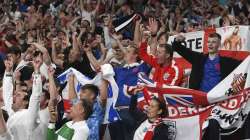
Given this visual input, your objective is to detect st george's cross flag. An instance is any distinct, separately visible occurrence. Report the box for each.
[137,56,250,140]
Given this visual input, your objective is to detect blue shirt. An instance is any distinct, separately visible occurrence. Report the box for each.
[114,63,150,107]
[17,1,28,13]
[87,100,104,140]
[200,56,221,92]
[92,48,101,60]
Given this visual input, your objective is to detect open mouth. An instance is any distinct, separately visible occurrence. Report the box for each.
[208,47,213,50]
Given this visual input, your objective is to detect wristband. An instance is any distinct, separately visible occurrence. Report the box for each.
[5,72,12,77]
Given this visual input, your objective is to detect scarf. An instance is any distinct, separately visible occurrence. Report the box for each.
[144,118,163,140]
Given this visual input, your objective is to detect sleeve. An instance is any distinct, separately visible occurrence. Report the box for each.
[171,40,203,65]
[103,26,112,49]
[139,42,157,67]
[2,72,14,116]
[27,73,42,130]
[47,123,58,140]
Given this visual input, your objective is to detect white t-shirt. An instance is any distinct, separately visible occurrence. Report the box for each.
[81,10,95,26]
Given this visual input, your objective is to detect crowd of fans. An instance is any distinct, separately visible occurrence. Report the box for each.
[0,0,250,140]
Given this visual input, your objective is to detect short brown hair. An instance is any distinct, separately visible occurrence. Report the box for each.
[81,99,93,120]
[158,44,173,58]
[157,32,169,42]
[208,33,221,40]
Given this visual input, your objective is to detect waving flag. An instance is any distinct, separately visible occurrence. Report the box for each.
[57,66,120,123]
[137,56,250,140]
[57,68,101,112]
[57,68,102,99]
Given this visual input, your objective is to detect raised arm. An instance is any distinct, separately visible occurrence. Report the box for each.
[51,38,64,68]
[31,43,52,65]
[68,16,81,32]
[80,0,85,13]
[92,0,100,16]
[2,57,14,116]
[72,32,80,53]
[139,18,159,67]
[134,16,142,46]
[0,108,11,140]
[0,90,11,140]
[98,79,108,108]
[47,67,59,140]
[111,34,126,54]
[27,54,43,130]
[14,70,22,92]
[172,35,203,64]
[139,42,157,67]
[98,43,108,63]
[103,15,112,48]
[47,99,58,140]
[48,66,58,103]
[84,45,101,71]
[68,74,78,101]
[147,18,159,56]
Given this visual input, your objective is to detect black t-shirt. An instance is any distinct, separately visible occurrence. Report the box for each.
[63,53,96,79]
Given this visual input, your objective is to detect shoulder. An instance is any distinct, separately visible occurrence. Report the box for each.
[153,123,171,140]
[154,123,169,132]
[94,99,105,112]
[74,121,89,131]
[171,61,184,73]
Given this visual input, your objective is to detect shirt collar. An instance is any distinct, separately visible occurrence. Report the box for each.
[123,62,140,68]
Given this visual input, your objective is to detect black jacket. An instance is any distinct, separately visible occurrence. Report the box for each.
[171,40,241,90]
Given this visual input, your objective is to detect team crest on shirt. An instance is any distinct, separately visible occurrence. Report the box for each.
[163,73,170,80]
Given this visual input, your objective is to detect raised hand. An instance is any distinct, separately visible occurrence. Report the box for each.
[48,65,55,77]
[147,18,158,35]
[4,56,14,72]
[48,100,58,123]
[83,44,91,52]
[135,14,142,25]
[51,37,58,47]
[103,14,111,27]
[72,32,78,39]
[175,34,186,42]
[33,53,43,72]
